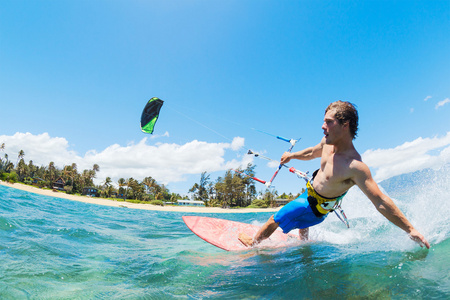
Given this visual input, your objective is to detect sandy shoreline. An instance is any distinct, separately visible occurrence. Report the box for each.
[0,181,280,214]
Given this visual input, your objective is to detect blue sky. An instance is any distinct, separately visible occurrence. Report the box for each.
[1,0,449,196]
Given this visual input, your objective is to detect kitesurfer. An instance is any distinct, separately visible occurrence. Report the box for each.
[239,101,430,249]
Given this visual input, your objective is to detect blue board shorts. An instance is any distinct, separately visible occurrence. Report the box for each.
[274,190,327,233]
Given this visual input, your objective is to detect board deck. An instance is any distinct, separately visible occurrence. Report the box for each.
[183,216,300,251]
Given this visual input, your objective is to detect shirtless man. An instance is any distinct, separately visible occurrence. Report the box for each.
[239,101,430,249]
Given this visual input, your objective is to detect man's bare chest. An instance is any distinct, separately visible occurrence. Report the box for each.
[319,153,355,187]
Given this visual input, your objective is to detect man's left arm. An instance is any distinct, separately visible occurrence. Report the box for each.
[353,163,430,249]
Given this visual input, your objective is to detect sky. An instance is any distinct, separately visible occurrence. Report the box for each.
[1,0,449,197]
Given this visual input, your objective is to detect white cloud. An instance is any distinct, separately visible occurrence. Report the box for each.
[230,136,245,151]
[0,132,251,186]
[267,160,280,168]
[362,132,450,181]
[424,95,432,101]
[435,98,450,109]
[0,132,81,167]
[149,131,170,139]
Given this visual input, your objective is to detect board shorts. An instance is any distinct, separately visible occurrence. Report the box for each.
[273,189,327,233]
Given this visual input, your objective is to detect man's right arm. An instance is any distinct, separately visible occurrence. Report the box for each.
[280,137,325,164]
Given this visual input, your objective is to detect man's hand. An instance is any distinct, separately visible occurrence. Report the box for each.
[280,152,292,165]
[409,229,431,249]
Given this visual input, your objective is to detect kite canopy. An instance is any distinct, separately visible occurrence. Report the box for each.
[141,97,164,134]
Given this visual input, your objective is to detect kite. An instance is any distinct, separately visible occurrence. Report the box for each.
[140,97,164,134]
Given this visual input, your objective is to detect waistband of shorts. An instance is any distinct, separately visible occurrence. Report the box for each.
[306,180,346,216]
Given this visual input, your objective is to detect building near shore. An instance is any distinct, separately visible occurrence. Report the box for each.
[52,177,65,191]
[177,200,205,207]
[275,198,291,207]
[82,187,99,197]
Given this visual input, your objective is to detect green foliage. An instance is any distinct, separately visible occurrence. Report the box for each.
[23,177,33,185]
[38,180,49,188]
[189,171,210,202]
[64,185,73,194]
[1,172,18,183]
[126,199,142,204]
[248,199,269,208]
[261,188,278,208]
[149,200,164,206]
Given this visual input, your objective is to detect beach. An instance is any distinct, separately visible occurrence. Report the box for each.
[0,180,280,214]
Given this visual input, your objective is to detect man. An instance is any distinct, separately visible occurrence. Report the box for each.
[239,101,430,249]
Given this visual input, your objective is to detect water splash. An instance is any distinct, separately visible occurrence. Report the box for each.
[310,164,450,251]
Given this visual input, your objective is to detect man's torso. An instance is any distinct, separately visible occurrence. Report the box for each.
[313,144,362,198]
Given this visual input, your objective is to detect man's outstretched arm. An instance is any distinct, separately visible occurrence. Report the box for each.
[281,138,325,164]
[353,162,430,249]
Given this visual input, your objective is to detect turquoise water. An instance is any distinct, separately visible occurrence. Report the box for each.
[1,167,449,299]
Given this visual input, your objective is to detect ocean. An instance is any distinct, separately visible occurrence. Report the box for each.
[0,166,449,299]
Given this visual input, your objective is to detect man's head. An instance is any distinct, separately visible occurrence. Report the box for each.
[325,101,359,140]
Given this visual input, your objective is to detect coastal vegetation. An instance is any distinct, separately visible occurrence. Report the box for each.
[0,143,300,208]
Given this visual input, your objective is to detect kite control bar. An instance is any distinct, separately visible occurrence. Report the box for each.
[247,150,310,183]
[265,138,299,187]
[234,134,309,188]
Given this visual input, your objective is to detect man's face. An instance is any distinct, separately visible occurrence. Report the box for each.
[322,110,345,144]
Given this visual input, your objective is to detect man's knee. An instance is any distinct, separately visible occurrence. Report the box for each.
[268,215,279,228]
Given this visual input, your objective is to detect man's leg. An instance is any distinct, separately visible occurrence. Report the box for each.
[299,228,309,241]
[239,215,279,247]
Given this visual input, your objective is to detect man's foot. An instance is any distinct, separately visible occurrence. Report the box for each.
[238,232,253,247]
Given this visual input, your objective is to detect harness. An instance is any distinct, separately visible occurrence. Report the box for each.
[306,170,350,228]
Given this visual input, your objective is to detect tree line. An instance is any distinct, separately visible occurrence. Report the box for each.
[0,143,182,205]
[0,143,302,208]
[189,165,302,209]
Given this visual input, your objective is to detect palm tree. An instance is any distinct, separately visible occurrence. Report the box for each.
[80,169,94,190]
[5,162,14,173]
[118,178,126,198]
[153,183,162,200]
[0,143,5,164]
[124,178,134,200]
[16,150,25,166]
[103,177,113,198]
[0,143,4,168]
[27,160,37,179]
[142,176,158,199]
[16,159,27,181]
[63,165,76,191]
[103,177,112,187]
[2,153,14,173]
[128,178,144,200]
[47,162,56,182]
[92,164,100,178]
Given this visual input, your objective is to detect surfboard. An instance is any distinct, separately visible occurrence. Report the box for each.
[182,216,301,251]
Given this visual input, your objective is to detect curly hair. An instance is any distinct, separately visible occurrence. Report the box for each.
[325,101,359,139]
